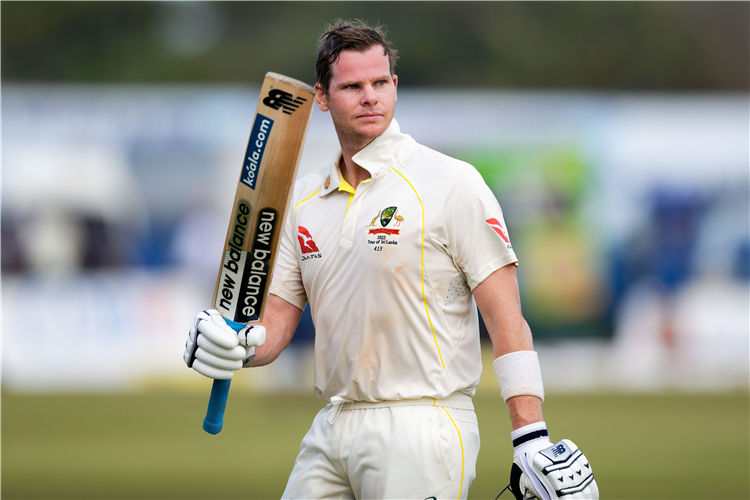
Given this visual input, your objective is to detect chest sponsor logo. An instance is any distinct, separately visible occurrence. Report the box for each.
[298,226,322,261]
[366,206,404,251]
[486,218,512,248]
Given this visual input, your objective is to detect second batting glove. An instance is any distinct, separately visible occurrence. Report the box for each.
[509,422,598,500]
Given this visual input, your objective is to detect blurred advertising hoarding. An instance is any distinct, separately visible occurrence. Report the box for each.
[2,85,748,392]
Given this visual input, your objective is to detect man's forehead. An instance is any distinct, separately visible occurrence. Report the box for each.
[332,46,390,76]
[338,45,387,59]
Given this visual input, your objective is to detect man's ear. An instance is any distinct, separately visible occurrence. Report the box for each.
[392,74,398,102]
[315,83,329,112]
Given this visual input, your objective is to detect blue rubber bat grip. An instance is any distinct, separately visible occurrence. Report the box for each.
[203,319,247,435]
[203,379,231,434]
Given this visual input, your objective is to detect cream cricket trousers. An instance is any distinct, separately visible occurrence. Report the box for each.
[281,393,480,500]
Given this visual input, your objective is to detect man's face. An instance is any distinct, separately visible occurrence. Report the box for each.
[316,45,398,147]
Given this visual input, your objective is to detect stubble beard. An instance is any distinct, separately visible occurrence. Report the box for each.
[335,113,393,157]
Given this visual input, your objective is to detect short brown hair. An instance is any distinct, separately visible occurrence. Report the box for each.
[316,19,399,93]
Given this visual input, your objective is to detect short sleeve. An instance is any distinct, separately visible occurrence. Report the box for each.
[444,165,518,289]
[269,199,308,311]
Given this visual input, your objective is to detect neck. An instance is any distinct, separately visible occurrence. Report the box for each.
[339,154,370,191]
[336,130,375,190]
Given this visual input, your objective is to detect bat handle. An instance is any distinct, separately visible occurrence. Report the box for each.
[203,379,231,434]
[203,319,247,434]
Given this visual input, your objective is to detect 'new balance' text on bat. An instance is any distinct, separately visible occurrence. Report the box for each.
[203,72,315,434]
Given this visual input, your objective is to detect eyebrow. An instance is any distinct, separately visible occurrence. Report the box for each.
[337,74,392,87]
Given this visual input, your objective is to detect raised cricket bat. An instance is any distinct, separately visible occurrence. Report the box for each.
[202,72,315,434]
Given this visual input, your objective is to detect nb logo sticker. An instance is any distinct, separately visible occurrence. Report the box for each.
[263,89,308,115]
[551,444,567,457]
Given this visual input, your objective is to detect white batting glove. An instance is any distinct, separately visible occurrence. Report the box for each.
[183,309,266,380]
[509,422,598,500]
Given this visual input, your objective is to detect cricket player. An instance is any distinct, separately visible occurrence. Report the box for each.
[185,20,599,500]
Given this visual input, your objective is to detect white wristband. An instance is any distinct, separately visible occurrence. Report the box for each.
[493,350,545,403]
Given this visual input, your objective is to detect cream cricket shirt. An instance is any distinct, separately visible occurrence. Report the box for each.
[270,119,518,403]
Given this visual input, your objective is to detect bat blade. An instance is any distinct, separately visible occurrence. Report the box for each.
[203,72,315,434]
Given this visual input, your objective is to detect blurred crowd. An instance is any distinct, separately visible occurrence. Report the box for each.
[2,86,747,390]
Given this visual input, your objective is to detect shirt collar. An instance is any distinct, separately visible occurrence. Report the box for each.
[319,152,343,197]
[319,118,416,196]
[351,118,416,181]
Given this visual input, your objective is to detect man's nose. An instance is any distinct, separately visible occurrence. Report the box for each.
[361,85,378,105]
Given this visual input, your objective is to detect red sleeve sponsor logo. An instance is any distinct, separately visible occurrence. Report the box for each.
[297,226,320,254]
[486,218,510,244]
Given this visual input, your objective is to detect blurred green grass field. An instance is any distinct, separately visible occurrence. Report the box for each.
[2,390,748,499]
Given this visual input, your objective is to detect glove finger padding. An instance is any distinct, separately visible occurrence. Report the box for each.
[511,457,553,500]
[184,323,200,367]
[195,347,244,371]
[512,439,598,500]
[196,334,247,361]
[237,324,266,347]
[192,358,235,380]
[184,308,263,379]
[197,315,241,350]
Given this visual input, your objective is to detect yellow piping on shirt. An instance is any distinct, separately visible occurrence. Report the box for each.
[339,175,371,212]
[293,189,321,214]
[338,176,356,212]
[391,167,445,370]
[442,407,465,500]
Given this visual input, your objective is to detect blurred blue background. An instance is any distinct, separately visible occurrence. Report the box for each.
[2,1,748,395]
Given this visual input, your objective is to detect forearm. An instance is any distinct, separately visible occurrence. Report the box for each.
[473,265,545,429]
[474,266,534,355]
[244,294,302,367]
[495,333,545,429]
[507,395,544,430]
[492,317,534,358]
[489,310,544,428]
